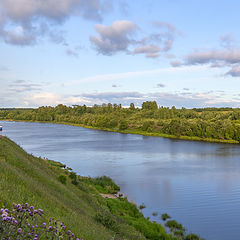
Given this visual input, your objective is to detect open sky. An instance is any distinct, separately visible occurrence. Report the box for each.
[1,0,240,108]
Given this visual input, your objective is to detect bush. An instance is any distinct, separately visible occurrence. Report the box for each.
[165,219,185,237]
[69,172,78,185]
[152,212,158,217]
[129,218,167,240]
[185,233,201,240]
[109,119,118,128]
[139,203,146,210]
[71,179,78,185]
[161,213,171,221]
[95,211,119,232]
[119,120,128,130]
[106,198,143,219]
[69,172,77,180]
[58,175,67,184]
[92,176,120,194]
[141,121,154,132]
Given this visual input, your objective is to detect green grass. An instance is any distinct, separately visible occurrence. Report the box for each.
[80,176,120,194]
[0,136,182,240]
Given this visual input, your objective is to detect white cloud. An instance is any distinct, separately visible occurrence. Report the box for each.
[24,92,92,107]
[185,49,240,65]
[226,65,240,77]
[1,0,107,22]
[66,49,79,57]
[0,0,111,46]
[183,48,240,77]
[170,60,183,67]
[8,80,43,92]
[24,92,62,106]
[90,19,179,58]
[90,20,137,55]
[133,45,161,58]
[3,25,36,45]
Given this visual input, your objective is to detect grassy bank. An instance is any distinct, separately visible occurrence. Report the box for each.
[0,136,203,239]
[1,119,239,144]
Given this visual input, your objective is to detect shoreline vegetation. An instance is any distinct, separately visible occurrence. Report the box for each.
[0,136,203,240]
[1,118,239,144]
[1,101,240,144]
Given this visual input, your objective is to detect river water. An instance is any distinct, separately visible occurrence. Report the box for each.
[1,121,240,240]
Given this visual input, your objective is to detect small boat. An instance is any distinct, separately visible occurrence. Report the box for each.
[0,126,2,131]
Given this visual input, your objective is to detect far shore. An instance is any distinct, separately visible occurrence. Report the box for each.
[1,119,239,145]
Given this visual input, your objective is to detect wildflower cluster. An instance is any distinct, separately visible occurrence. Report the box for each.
[0,203,82,240]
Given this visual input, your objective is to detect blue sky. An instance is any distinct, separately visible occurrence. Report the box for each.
[1,0,240,108]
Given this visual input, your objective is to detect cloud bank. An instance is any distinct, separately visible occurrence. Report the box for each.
[1,89,238,108]
[23,91,240,108]
[184,48,240,77]
[7,79,43,92]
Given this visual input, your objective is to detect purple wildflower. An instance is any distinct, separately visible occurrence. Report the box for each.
[38,209,43,215]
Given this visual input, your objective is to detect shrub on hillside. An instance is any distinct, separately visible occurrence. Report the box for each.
[95,211,119,233]
[95,176,120,193]
[58,175,67,184]
[69,172,78,185]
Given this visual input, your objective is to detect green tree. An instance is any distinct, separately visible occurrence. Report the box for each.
[130,103,135,110]
[142,101,158,110]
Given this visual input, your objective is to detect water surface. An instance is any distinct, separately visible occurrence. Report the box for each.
[2,121,240,240]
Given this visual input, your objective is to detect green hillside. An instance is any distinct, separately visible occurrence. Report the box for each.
[0,136,202,240]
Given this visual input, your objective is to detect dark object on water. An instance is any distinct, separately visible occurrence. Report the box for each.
[0,125,2,131]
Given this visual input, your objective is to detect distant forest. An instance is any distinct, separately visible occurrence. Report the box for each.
[1,101,240,143]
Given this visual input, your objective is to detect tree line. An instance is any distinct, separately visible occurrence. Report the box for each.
[1,101,240,142]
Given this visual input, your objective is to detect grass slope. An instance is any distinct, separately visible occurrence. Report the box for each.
[0,136,177,240]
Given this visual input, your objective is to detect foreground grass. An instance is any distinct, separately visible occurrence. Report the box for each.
[0,136,187,240]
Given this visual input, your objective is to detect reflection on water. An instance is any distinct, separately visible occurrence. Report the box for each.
[2,121,240,240]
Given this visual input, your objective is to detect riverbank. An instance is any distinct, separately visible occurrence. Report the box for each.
[0,136,203,240]
[1,119,239,144]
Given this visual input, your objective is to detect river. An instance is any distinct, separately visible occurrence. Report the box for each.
[1,121,240,240]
